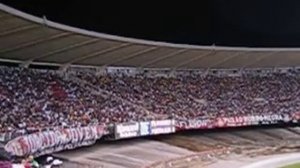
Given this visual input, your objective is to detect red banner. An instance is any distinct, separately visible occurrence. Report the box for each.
[5,125,106,157]
[177,114,292,130]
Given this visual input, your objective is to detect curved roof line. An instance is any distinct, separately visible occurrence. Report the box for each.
[1,3,300,52]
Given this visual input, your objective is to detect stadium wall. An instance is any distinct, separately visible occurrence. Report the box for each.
[4,113,300,157]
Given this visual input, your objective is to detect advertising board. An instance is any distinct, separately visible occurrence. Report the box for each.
[150,119,175,135]
[115,122,139,139]
[176,119,213,130]
[139,121,151,136]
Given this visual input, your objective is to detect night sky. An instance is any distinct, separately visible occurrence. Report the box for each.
[1,0,300,47]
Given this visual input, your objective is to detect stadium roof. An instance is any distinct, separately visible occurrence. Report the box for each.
[1,3,300,70]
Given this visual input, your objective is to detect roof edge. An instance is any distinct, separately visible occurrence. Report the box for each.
[2,3,300,51]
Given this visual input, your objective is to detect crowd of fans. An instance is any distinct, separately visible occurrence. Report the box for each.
[1,65,300,136]
[82,71,300,121]
[0,66,153,135]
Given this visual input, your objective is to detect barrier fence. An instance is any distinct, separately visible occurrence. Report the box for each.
[176,114,294,130]
[3,113,300,157]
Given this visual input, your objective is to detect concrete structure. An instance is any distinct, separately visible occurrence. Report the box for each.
[1,3,300,71]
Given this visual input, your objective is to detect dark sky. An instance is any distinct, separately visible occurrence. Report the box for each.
[1,0,300,47]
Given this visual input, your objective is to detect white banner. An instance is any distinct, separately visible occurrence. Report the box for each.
[150,119,175,135]
[5,125,106,157]
[115,122,139,139]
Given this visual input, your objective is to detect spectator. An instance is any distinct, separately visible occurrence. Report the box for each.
[1,65,300,141]
[27,156,39,168]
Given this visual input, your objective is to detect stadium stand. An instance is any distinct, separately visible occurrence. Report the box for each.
[1,65,300,138]
[0,66,157,136]
[2,2,300,167]
[80,71,300,120]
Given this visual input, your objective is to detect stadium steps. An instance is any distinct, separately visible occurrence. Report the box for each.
[224,133,256,145]
[231,130,277,142]
[158,135,215,152]
[203,133,253,146]
[257,129,285,140]
[277,128,300,139]
[202,134,234,146]
[186,135,228,149]
[286,127,300,136]
[229,131,269,147]
[259,128,300,140]
[229,132,257,142]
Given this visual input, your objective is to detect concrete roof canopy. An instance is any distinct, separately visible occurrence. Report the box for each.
[1,3,300,70]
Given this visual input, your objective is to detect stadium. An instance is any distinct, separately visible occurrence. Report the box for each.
[1,1,300,168]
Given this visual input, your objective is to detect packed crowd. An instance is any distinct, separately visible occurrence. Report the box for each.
[82,72,300,120]
[0,66,153,135]
[1,65,300,135]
